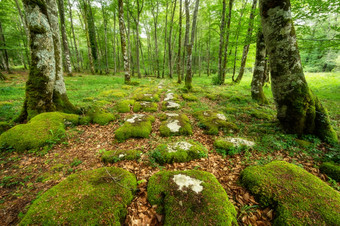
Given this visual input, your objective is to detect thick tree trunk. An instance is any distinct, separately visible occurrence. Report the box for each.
[68,0,81,72]
[251,29,268,104]
[177,0,182,83]
[118,0,130,83]
[0,21,11,74]
[58,0,73,76]
[19,0,76,121]
[260,0,337,143]
[234,0,257,83]
[221,0,233,84]
[184,0,199,90]
[218,0,227,85]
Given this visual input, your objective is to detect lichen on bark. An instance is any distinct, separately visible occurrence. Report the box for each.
[259,0,337,143]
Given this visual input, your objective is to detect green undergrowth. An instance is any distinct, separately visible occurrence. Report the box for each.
[159,114,192,136]
[20,167,137,225]
[240,161,340,225]
[150,140,207,164]
[101,149,142,163]
[117,99,135,113]
[0,112,79,153]
[320,162,340,181]
[147,170,237,225]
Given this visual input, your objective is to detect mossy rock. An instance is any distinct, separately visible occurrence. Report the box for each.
[101,150,143,163]
[162,101,181,111]
[79,115,92,125]
[214,138,254,156]
[92,112,115,125]
[147,170,237,225]
[250,109,272,120]
[115,114,155,142]
[164,92,178,102]
[0,112,79,152]
[116,99,135,113]
[0,121,13,135]
[182,93,198,101]
[150,140,207,164]
[133,88,160,102]
[99,89,127,98]
[159,113,192,137]
[133,101,158,113]
[20,167,137,225]
[195,110,238,135]
[240,161,340,225]
[320,162,340,182]
[205,93,219,101]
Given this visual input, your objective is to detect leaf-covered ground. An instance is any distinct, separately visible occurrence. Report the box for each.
[0,71,339,225]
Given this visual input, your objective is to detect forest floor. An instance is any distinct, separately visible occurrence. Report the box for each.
[0,71,339,225]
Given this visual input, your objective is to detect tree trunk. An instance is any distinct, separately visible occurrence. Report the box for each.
[14,0,30,66]
[168,0,177,79]
[101,1,109,74]
[68,0,81,72]
[151,1,160,78]
[113,10,117,75]
[0,21,11,74]
[221,0,233,83]
[177,0,182,83]
[234,0,257,83]
[218,0,227,85]
[259,0,337,143]
[118,0,130,83]
[19,0,77,121]
[162,1,169,79]
[251,29,268,104]
[58,0,73,76]
[185,0,199,90]
[0,71,6,80]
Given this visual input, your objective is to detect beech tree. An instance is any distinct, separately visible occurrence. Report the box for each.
[118,0,130,84]
[259,0,337,143]
[19,0,77,121]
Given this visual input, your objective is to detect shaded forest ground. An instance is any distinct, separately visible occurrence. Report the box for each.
[0,71,339,225]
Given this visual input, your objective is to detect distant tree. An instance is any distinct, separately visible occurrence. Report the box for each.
[259,0,337,143]
[68,0,81,72]
[0,21,11,74]
[19,0,77,121]
[118,0,130,83]
[177,0,182,83]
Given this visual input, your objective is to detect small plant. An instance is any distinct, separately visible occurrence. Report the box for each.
[328,177,340,191]
[70,158,82,167]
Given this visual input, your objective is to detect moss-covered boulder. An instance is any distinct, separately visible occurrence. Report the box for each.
[150,140,207,164]
[20,167,137,225]
[147,170,238,225]
[99,89,127,98]
[116,99,135,113]
[159,113,192,137]
[214,138,255,156]
[0,121,12,135]
[102,149,143,163]
[182,93,198,101]
[320,162,340,182]
[0,112,79,152]
[115,114,155,142]
[162,101,181,111]
[164,92,178,102]
[92,112,116,125]
[195,111,238,135]
[240,161,340,225]
[133,101,158,113]
[133,88,160,102]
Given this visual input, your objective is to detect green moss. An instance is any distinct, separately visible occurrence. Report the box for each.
[161,101,181,111]
[92,112,115,125]
[240,161,340,225]
[159,114,192,137]
[205,93,219,100]
[116,99,135,113]
[133,101,158,113]
[182,93,198,101]
[0,112,79,152]
[20,167,137,225]
[115,114,155,142]
[295,139,312,148]
[82,97,95,102]
[150,140,207,164]
[122,85,133,90]
[133,88,160,102]
[79,116,92,125]
[101,150,143,163]
[250,109,272,120]
[194,110,238,135]
[147,170,237,225]
[99,89,127,98]
[320,162,340,182]
[0,122,13,135]
[224,107,237,114]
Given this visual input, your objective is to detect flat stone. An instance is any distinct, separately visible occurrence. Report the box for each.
[166,113,179,117]
[173,174,203,193]
[225,138,255,147]
[167,141,193,153]
[164,93,174,101]
[167,101,180,109]
[126,114,145,123]
[167,120,181,132]
[216,113,226,121]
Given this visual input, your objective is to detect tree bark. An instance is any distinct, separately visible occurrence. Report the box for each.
[177,0,182,83]
[0,21,11,74]
[14,0,30,66]
[151,1,160,78]
[19,0,77,121]
[218,0,227,85]
[113,10,117,75]
[100,0,109,74]
[162,1,169,79]
[221,0,233,83]
[259,0,337,143]
[118,0,130,83]
[58,0,73,76]
[68,0,81,72]
[251,29,268,104]
[234,0,257,83]
[168,0,177,79]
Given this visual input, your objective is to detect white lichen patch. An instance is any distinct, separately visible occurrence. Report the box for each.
[166,113,179,117]
[167,120,181,132]
[167,101,180,109]
[126,114,145,123]
[164,93,174,101]
[216,113,227,121]
[144,94,152,97]
[118,154,126,158]
[172,174,203,193]
[140,101,151,106]
[167,141,193,153]
[225,138,255,147]
[203,112,210,116]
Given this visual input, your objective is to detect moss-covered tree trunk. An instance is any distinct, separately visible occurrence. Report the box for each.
[0,21,11,74]
[177,0,182,84]
[118,0,130,84]
[251,29,268,104]
[19,0,77,121]
[259,0,337,143]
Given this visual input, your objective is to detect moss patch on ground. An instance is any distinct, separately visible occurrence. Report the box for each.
[99,89,127,98]
[147,170,237,225]
[0,121,12,135]
[182,93,198,101]
[101,149,143,163]
[133,88,160,102]
[0,112,79,152]
[240,161,340,225]
[133,101,158,113]
[161,101,181,111]
[115,114,155,142]
[194,110,238,135]
[214,137,255,156]
[320,162,340,181]
[20,167,137,225]
[159,113,192,137]
[116,99,135,113]
[150,140,207,164]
